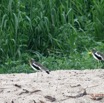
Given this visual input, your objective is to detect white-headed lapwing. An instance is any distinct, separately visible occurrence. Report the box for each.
[29,58,50,74]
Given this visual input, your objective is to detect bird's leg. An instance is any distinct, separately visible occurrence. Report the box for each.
[97,60,101,69]
[37,72,42,82]
[36,72,39,82]
[101,61,104,68]
[97,61,98,69]
[39,72,42,82]
[100,61,103,69]
[99,61,101,68]
[97,61,99,69]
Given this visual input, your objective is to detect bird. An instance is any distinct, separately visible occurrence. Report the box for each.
[88,49,104,68]
[29,58,50,74]
[89,49,104,61]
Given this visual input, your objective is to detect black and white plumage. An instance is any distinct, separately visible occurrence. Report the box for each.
[91,49,104,61]
[29,58,50,74]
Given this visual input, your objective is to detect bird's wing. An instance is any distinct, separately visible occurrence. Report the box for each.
[32,62,42,71]
[33,61,49,72]
[95,52,104,60]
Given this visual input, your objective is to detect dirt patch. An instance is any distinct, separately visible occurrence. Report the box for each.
[0,70,104,103]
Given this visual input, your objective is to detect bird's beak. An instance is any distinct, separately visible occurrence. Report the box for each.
[88,51,92,55]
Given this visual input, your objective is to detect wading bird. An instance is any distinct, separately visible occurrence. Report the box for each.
[89,49,104,61]
[89,49,104,68]
[29,58,50,74]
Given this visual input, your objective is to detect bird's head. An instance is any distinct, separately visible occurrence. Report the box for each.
[88,48,96,55]
[29,58,34,64]
[88,51,92,55]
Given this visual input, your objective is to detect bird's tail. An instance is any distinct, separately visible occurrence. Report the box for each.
[45,70,50,74]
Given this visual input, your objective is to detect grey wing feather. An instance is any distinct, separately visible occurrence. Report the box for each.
[34,61,50,74]
[96,52,104,60]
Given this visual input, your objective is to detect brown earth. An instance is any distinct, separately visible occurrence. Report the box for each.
[0,70,104,103]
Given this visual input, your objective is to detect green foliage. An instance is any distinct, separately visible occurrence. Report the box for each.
[92,0,104,41]
[0,0,104,73]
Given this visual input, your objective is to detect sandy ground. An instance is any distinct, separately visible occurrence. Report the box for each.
[0,70,104,103]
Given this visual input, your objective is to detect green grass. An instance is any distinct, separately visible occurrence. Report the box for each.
[0,50,104,73]
[0,0,104,73]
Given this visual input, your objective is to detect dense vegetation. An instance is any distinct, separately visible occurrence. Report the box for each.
[0,0,104,73]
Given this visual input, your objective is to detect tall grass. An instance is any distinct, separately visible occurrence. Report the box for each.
[92,0,104,41]
[0,0,104,72]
